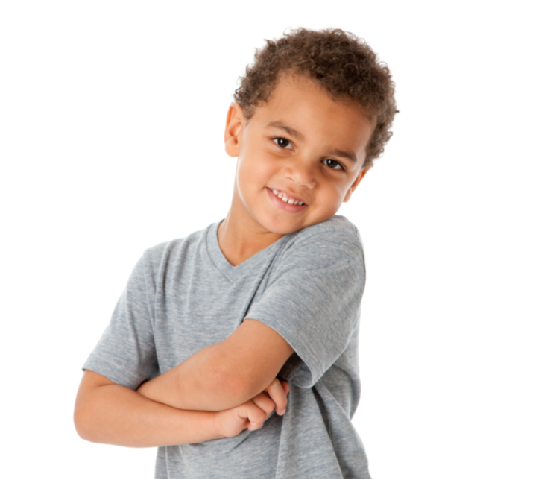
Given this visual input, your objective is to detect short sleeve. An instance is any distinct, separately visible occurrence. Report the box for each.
[82,249,159,390]
[246,226,366,388]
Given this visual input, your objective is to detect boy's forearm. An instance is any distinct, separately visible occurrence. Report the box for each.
[75,382,225,447]
[137,342,245,411]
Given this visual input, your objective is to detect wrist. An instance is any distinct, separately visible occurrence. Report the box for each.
[172,409,228,444]
[211,411,227,440]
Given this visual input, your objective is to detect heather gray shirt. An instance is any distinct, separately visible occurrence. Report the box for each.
[83,215,371,479]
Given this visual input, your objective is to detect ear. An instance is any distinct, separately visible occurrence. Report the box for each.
[224,103,245,157]
[343,168,368,203]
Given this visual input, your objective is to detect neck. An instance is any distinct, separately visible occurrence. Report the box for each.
[217,213,284,267]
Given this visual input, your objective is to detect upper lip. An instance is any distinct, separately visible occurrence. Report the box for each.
[268,187,308,205]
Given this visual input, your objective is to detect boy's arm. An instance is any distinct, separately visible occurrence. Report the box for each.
[138,227,363,412]
[137,319,294,411]
[74,370,226,447]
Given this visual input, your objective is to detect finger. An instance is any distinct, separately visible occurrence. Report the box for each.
[265,378,288,415]
[240,402,267,431]
[251,392,276,417]
[281,381,290,396]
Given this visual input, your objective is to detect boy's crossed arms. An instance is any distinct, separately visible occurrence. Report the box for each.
[74,318,294,447]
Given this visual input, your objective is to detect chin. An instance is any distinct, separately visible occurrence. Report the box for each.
[269,226,302,235]
[262,221,305,236]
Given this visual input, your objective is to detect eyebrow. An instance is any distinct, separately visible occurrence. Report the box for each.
[264,120,358,164]
[265,121,305,141]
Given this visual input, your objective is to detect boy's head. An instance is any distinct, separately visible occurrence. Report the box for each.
[222,28,397,240]
[233,27,397,170]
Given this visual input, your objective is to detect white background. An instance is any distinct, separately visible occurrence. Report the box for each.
[1,1,554,478]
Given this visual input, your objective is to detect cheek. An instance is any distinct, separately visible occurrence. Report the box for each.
[314,184,343,215]
[327,183,347,203]
[251,156,276,181]
[237,157,271,192]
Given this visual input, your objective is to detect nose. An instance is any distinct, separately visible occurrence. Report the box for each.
[284,157,316,189]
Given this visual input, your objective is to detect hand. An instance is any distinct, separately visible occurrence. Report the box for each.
[263,377,290,416]
[214,380,289,439]
[214,393,274,439]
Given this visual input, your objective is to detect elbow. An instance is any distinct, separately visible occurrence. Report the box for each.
[74,400,102,444]
[74,405,96,443]
[74,370,117,443]
[74,406,92,442]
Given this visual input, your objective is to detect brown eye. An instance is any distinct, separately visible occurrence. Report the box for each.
[324,159,345,171]
[273,137,292,149]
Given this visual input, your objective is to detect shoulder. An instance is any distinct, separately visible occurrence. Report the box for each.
[289,215,363,254]
[293,215,362,246]
[137,222,215,282]
[280,215,365,272]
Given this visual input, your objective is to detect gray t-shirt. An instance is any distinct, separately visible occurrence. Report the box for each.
[83,215,371,479]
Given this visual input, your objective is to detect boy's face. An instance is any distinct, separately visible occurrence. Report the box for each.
[224,73,375,238]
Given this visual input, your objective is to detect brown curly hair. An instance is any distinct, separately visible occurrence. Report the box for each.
[233,27,397,169]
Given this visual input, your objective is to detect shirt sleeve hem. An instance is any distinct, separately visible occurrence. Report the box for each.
[244,312,323,387]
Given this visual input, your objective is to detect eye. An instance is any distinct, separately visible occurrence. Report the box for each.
[272,137,293,150]
[323,158,346,171]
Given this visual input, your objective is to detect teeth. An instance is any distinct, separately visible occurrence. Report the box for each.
[271,188,305,206]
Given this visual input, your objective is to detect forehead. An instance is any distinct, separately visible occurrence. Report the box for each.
[261,73,371,120]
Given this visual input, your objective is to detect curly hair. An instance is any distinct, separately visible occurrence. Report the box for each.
[233,27,397,169]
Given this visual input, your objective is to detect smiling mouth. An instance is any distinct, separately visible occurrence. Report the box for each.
[268,188,307,206]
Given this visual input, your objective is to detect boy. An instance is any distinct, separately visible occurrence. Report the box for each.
[74,27,397,478]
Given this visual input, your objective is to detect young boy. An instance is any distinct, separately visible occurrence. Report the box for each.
[74,27,397,478]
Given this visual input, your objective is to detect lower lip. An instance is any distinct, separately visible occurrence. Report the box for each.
[267,188,308,213]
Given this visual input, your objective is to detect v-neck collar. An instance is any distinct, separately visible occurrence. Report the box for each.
[206,219,291,282]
